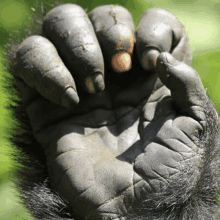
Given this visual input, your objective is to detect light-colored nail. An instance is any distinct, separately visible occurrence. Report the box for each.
[112,51,132,73]
[85,72,105,94]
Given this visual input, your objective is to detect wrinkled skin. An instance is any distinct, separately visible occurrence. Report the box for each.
[13,4,219,220]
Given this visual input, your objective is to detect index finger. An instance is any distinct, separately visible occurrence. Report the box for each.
[136,8,189,71]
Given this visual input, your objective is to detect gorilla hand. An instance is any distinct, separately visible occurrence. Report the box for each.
[14,4,220,220]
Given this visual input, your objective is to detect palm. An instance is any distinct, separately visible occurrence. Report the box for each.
[37,71,201,219]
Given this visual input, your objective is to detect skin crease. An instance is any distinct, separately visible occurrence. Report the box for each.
[9,3,220,220]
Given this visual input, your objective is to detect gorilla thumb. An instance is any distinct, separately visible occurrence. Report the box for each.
[156,52,208,124]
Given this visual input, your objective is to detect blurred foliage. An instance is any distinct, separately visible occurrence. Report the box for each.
[0,0,220,219]
[192,51,220,112]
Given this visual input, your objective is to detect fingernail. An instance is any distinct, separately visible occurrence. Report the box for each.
[112,51,132,73]
[141,48,160,71]
[85,72,105,94]
[60,87,79,108]
[164,52,180,66]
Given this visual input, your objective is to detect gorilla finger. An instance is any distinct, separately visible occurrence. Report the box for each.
[156,52,210,124]
[43,4,105,94]
[89,5,135,73]
[15,35,79,108]
[171,35,189,63]
[136,8,187,71]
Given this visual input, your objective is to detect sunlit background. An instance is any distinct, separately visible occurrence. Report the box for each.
[0,0,220,219]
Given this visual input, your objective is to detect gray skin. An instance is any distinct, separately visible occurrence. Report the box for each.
[14,4,219,220]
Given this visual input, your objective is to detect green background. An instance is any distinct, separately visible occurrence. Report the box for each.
[0,0,220,219]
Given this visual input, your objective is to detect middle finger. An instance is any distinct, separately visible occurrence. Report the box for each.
[89,5,135,73]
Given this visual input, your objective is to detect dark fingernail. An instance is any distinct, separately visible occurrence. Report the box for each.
[85,72,105,94]
[60,87,79,108]
[112,51,132,73]
[164,52,180,66]
[141,48,160,71]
